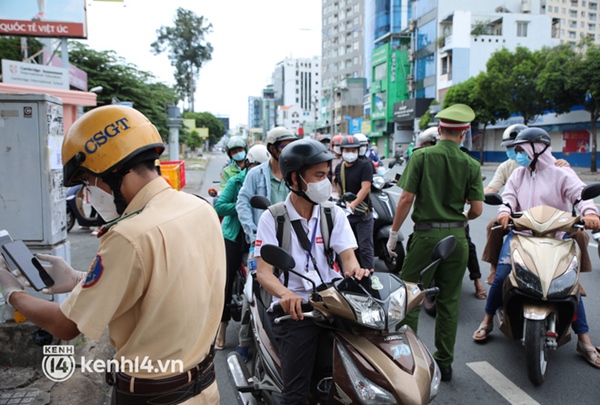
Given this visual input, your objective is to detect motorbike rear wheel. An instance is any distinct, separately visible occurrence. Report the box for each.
[66,208,75,232]
[525,319,548,385]
[378,239,405,273]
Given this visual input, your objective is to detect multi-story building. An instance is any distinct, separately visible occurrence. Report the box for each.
[247,96,262,131]
[271,56,321,134]
[321,0,366,133]
[544,0,600,44]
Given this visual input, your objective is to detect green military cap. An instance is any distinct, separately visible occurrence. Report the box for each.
[435,104,475,130]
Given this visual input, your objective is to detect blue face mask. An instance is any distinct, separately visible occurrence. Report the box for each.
[515,151,532,167]
[505,148,517,160]
[232,151,246,162]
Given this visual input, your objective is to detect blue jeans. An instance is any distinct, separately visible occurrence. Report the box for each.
[486,232,589,335]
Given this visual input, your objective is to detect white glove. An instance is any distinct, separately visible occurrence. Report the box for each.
[35,254,86,294]
[0,257,26,306]
[387,231,398,258]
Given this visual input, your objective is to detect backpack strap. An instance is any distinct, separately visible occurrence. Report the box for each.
[319,201,336,268]
[267,202,290,287]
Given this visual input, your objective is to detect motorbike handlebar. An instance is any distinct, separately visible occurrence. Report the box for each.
[425,286,440,297]
[274,310,324,324]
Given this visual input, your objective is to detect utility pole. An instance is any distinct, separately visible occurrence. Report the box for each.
[330,81,335,136]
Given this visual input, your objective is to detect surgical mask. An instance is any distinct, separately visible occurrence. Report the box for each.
[232,151,246,162]
[515,151,532,168]
[333,146,341,155]
[301,177,332,204]
[87,179,120,222]
[359,146,367,156]
[342,152,358,163]
[505,147,517,160]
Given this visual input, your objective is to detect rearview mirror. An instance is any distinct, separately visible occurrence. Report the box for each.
[431,235,456,262]
[484,193,503,206]
[260,244,296,272]
[250,195,271,210]
[580,183,600,201]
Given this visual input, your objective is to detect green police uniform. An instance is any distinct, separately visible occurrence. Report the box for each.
[398,104,484,368]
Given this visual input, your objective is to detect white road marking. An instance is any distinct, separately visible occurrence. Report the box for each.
[467,361,540,405]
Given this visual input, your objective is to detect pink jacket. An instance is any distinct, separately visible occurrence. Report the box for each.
[499,143,597,217]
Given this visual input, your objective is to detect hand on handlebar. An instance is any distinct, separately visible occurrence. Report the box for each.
[497,214,511,230]
[386,230,398,258]
[582,214,600,231]
[279,290,304,321]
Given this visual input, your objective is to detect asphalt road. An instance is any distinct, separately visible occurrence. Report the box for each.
[66,152,600,404]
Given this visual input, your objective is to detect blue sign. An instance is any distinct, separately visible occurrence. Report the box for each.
[349,118,363,134]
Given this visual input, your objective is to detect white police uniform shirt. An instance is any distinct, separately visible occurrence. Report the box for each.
[254,194,357,307]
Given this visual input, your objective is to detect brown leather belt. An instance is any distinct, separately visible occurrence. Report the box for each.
[414,221,466,231]
[107,346,215,405]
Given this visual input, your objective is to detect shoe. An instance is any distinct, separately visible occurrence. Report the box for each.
[576,340,600,368]
[473,322,493,342]
[579,283,587,297]
[215,321,228,350]
[236,346,249,362]
[438,364,452,382]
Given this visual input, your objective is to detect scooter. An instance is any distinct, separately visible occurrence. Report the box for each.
[227,233,457,404]
[483,183,600,385]
[339,174,405,273]
[65,185,105,232]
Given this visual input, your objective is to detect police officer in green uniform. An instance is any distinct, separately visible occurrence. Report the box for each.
[386,103,484,382]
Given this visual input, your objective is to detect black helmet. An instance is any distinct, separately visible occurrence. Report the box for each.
[340,135,360,149]
[511,127,551,147]
[501,124,528,147]
[280,139,334,185]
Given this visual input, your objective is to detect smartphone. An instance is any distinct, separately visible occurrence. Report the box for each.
[1,240,54,291]
[0,230,18,272]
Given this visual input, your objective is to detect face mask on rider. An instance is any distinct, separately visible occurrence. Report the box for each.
[505,147,517,161]
[232,151,246,162]
[515,151,532,168]
[342,151,358,163]
[87,178,120,222]
[301,176,332,204]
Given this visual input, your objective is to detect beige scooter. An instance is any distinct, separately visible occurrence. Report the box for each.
[484,183,600,385]
[227,230,457,404]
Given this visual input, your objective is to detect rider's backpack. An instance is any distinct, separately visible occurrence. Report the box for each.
[267,201,337,269]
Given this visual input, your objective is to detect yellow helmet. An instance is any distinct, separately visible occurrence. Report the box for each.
[62,105,165,186]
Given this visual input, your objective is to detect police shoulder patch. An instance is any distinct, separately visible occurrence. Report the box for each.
[83,255,104,288]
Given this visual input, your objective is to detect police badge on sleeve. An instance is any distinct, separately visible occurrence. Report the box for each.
[82,255,104,288]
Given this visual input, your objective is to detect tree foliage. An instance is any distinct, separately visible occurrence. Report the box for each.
[67,42,178,139]
[183,111,225,146]
[151,8,213,111]
[0,37,44,65]
[479,46,549,125]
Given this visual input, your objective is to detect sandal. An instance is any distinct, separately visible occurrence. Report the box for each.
[474,281,487,300]
[473,322,493,342]
[576,341,600,368]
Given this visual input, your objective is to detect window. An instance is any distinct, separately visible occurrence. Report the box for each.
[591,2,598,10]
[569,30,577,37]
[590,11,598,19]
[353,41,359,50]
[374,63,387,81]
[517,21,529,37]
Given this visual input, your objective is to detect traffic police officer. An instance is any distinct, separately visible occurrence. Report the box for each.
[386,103,484,382]
[0,105,226,404]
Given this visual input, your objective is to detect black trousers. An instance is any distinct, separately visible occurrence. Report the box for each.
[222,231,246,322]
[465,224,481,280]
[271,315,333,405]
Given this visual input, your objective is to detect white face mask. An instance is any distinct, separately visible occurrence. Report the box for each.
[87,179,120,222]
[301,176,332,204]
[359,146,367,156]
[333,146,341,155]
[342,152,358,163]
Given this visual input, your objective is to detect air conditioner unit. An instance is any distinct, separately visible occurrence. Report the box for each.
[407,74,415,83]
[522,0,531,13]
[407,20,416,32]
[408,50,415,62]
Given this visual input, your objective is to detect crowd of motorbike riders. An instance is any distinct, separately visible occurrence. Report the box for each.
[213,104,600,403]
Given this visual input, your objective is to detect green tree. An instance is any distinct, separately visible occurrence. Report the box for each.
[67,42,178,140]
[479,46,549,125]
[186,130,203,151]
[0,37,43,66]
[151,8,213,111]
[444,74,510,162]
[538,39,600,171]
[183,111,225,146]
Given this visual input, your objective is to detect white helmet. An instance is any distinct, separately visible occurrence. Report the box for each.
[354,133,369,156]
[501,124,528,147]
[246,144,270,165]
[265,126,298,148]
[417,127,439,147]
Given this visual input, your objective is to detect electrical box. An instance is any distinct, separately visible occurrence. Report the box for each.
[0,93,67,246]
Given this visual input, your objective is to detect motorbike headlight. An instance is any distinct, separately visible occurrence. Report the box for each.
[430,361,441,401]
[548,256,578,298]
[337,343,396,404]
[513,249,542,297]
[342,293,386,329]
[372,176,385,190]
[387,288,406,331]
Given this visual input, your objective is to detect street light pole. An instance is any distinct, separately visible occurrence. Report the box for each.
[330,81,334,136]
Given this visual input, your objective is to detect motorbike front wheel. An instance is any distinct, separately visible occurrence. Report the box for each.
[66,208,75,232]
[525,319,548,386]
